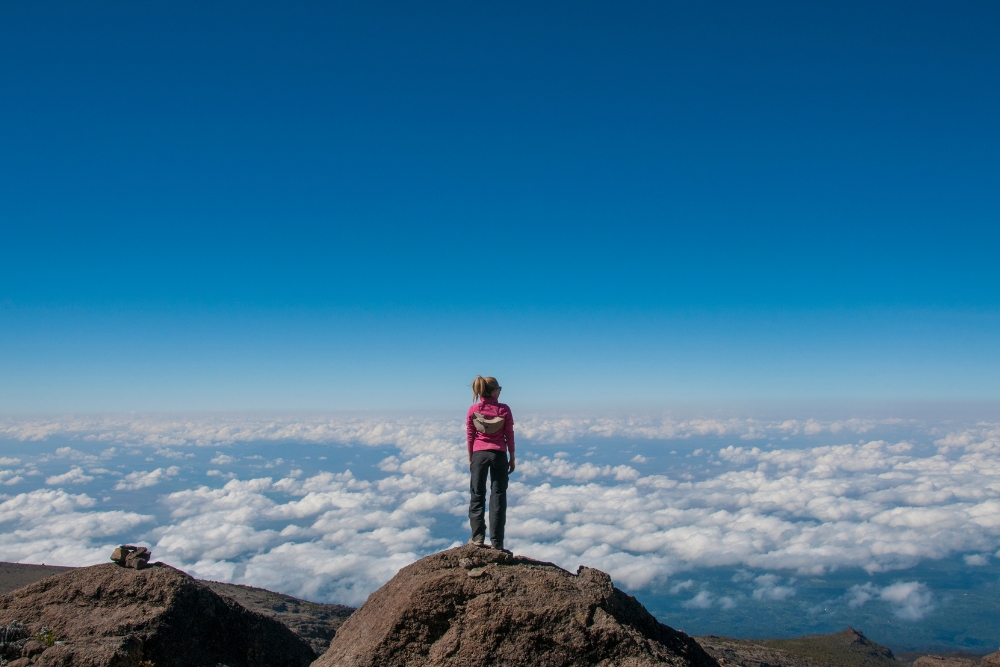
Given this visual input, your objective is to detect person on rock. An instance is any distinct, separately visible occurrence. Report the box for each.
[466,375,515,551]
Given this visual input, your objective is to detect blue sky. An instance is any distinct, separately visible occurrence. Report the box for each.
[5,6,1000,648]
[2,1,999,410]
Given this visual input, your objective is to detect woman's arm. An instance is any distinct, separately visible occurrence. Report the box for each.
[504,408,515,472]
[466,409,476,463]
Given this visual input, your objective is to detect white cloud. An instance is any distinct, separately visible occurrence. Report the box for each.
[751,574,795,601]
[669,579,695,594]
[156,448,192,459]
[845,581,935,620]
[45,467,95,486]
[0,413,898,449]
[0,458,21,465]
[964,553,989,566]
[879,581,935,620]
[0,413,999,609]
[114,467,180,491]
[0,489,154,566]
[683,590,714,609]
[847,582,877,608]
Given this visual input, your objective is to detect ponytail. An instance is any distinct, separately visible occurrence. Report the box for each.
[472,376,501,402]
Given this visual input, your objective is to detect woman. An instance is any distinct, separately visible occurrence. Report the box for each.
[466,375,515,551]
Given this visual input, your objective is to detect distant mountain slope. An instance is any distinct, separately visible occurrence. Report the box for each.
[0,562,72,595]
[697,628,898,667]
[201,580,354,654]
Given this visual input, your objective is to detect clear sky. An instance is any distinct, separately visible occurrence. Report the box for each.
[2,1,999,411]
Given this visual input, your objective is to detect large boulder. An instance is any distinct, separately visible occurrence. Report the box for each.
[0,562,317,667]
[314,544,720,667]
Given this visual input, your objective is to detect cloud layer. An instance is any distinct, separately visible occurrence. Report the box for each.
[1,414,998,610]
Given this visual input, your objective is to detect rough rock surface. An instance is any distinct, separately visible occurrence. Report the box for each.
[981,653,1000,667]
[0,562,317,667]
[898,653,989,667]
[696,628,897,667]
[914,657,979,667]
[315,544,719,667]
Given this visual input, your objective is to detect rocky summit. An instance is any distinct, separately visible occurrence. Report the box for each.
[0,562,317,667]
[314,543,720,667]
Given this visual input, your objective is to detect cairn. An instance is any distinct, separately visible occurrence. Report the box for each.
[110,545,151,570]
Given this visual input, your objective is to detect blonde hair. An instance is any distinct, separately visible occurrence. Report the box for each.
[472,376,501,402]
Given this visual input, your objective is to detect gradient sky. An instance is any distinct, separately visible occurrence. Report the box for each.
[2,1,999,411]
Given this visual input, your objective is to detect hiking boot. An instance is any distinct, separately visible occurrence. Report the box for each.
[491,543,510,553]
[468,535,486,547]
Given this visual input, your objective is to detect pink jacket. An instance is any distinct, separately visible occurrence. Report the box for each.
[466,398,515,457]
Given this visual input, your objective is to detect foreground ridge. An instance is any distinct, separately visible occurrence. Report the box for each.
[314,543,720,667]
[0,562,316,667]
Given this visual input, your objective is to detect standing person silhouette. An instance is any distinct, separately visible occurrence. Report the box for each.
[466,376,515,551]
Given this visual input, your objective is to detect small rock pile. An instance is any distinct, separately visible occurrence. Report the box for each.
[110,545,151,569]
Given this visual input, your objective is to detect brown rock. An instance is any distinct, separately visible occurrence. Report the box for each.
[0,562,317,667]
[20,639,46,658]
[915,657,979,667]
[981,653,1000,667]
[111,546,151,570]
[314,544,719,667]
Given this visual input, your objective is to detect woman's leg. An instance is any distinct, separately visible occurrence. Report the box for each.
[488,452,509,548]
[468,451,490,544]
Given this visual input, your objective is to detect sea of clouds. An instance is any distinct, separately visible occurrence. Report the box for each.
[1,412,999,646]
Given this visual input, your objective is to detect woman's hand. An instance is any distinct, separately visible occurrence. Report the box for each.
[508,456,516,474]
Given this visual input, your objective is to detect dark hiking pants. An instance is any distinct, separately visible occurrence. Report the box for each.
[469,450,508,547]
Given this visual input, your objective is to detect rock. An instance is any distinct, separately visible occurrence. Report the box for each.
[982,653,1000,667]
[111,545,151,569]
[0,562,317,667]
[20,639,46,658]
[124,547,150,570]
[915,657,979,667]
[0,620,33,663]
[314,543,719,667]
[0,561,355,657]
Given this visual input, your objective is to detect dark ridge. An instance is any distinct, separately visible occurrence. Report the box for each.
[697,628,898,667]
